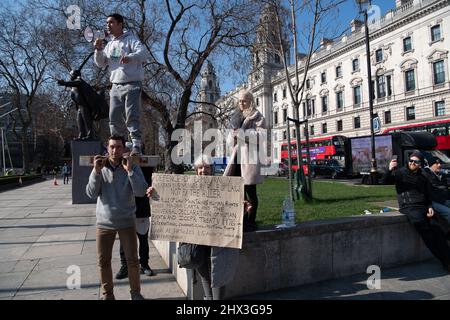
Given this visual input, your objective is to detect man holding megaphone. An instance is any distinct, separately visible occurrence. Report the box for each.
[93,13,149,156]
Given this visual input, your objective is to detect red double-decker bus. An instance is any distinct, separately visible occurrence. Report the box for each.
[280,135,347,171]
[382,119,450,155]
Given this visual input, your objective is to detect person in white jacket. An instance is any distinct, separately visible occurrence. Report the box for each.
[93,13,149,156]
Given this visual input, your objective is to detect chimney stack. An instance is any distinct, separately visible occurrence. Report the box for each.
[350,19,364,33]
[320,38,333,48]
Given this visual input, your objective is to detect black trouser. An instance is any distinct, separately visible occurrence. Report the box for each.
[244,184,258,224]
[233,165,259,224]
[63,174,69,184]
[196,247,225,300]
[412,219,450,267]
[120,231,149,266]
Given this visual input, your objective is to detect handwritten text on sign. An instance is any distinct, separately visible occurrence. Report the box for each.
[150,174,244,249]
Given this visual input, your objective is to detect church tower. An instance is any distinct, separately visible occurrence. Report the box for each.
[250,3,290,87]
[248,3,291,165]
[188,61,221,157]
[198,61,221,123]
[197,61,220,133]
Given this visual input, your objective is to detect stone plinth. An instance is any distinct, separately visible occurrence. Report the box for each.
[71,140,103,204]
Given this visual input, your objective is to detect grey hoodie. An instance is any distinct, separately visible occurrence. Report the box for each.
[94,32,148,84]
[86,162,148,230]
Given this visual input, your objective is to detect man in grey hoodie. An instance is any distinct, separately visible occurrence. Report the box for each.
[93,13,148,156]
[86,135,148,300]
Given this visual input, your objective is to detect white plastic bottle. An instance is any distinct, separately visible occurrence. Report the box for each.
[282,196,296,228]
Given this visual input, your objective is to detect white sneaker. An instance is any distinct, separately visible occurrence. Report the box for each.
[130,146,141,156]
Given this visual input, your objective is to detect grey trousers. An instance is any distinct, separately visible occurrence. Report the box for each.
[109,82,142,147]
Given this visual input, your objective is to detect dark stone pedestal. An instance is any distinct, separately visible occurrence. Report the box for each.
[71,140,103,204]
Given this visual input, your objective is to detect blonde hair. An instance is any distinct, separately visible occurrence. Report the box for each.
[238,89,255,110]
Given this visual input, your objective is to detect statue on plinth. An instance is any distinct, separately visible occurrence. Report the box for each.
[58,68,109,140]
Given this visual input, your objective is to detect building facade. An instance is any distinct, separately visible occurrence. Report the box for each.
[218,0,449,163]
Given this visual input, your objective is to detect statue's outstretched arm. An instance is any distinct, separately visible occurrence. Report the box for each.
[57,79,82,87]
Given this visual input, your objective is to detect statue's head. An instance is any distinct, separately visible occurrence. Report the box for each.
[70,69,81,80]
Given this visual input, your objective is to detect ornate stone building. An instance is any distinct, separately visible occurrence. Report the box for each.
[186,61,221,157]
[197,61,221,134]
[218,0,450,163]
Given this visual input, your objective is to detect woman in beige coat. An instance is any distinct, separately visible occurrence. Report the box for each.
[224,89,267,231]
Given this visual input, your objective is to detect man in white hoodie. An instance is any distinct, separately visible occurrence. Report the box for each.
[94,13,148,156]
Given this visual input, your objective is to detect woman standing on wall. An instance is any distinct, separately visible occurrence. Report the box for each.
[224,89,267,232]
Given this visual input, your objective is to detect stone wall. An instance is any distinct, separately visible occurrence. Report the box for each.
[152,212,432,299]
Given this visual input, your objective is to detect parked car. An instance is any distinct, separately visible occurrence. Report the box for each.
[310,159,346,179]
[260,163,280,176]
[277,163,289,177]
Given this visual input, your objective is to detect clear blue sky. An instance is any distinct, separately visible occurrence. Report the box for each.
[2,0,396,94]
[220,0,395,93]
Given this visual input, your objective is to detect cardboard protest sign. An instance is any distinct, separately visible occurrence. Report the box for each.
[150,174,244,249]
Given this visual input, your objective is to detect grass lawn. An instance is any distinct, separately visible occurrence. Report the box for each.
[257,177,397,226]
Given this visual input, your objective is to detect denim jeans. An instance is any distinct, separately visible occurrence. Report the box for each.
[96,227,141,298]
[109,82,142,148]
[432,200,450,224]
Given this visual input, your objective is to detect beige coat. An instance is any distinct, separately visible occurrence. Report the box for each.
[224,109,267,185]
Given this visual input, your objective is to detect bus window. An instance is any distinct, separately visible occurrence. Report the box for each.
[423,150,450,164]
[332,137,344,146]
[428,125,447,136]
[415,126,427,132]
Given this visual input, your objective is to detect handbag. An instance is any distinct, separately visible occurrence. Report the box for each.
[177,242,208,269]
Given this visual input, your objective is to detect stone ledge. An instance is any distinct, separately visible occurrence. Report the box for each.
[153,212,432,300]
[244,212,407,243]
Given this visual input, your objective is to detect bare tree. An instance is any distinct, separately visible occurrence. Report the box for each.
[0,6,54,173]
[26,0,261,172]
[261,0,346,200]
[34,94,75,169]
[139,0,261,172]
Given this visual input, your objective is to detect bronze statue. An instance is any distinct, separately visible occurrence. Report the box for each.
[57,54,109,140]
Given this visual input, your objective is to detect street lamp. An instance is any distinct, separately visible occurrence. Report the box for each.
[1,127,5,176]
[356,0,378,184]
[0,107,18,176]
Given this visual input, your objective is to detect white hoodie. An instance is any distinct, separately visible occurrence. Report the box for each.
[94,31,148,84]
